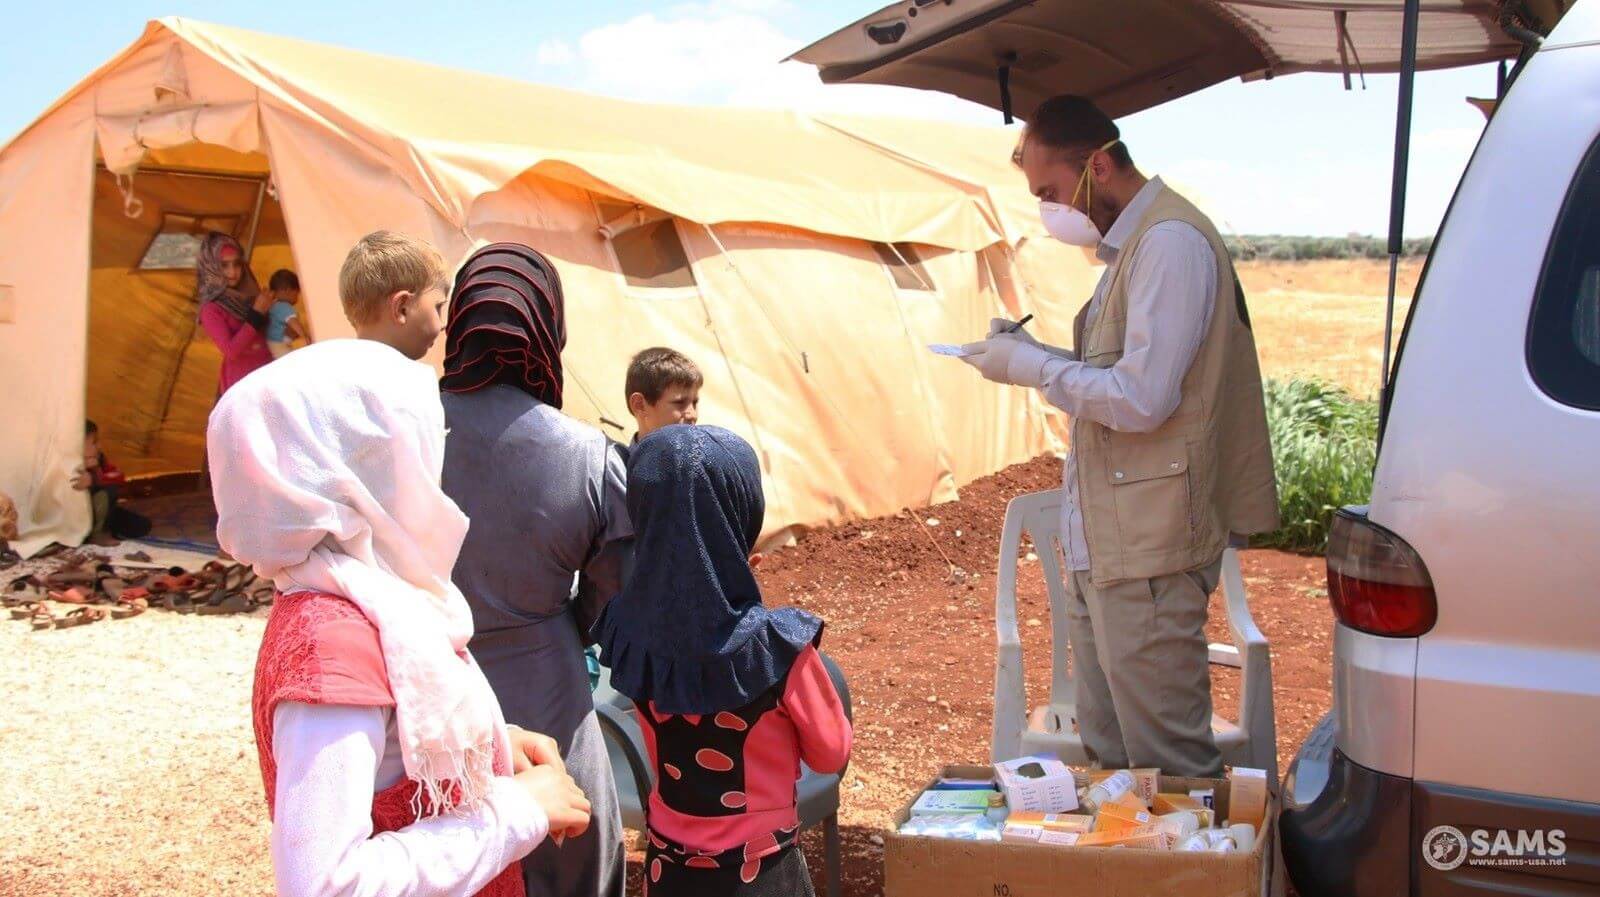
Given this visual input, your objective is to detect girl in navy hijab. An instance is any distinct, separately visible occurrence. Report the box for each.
[593,425,851,897]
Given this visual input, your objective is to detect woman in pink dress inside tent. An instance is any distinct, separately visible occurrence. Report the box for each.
[195,231,275,394]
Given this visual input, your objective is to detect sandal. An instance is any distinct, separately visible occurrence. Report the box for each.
[10,599,46,620]
[124,550,154,563]
[197,560,234,585]
[48,587,94,605]
[149,571,202,595]
[194,564,254,610]
[45,564,96,590]
[250,585,276,607]
[5,575,44,606]
[198,593,254,615]
[29,605,56,630]
[111,593,148,619]
[55,606,107,628]
[159,592,196,614]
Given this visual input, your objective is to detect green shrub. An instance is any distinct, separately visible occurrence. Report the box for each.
[1221,234,1433,262]
[1255,378,1379,553]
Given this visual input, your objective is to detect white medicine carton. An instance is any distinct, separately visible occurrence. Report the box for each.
[994,755,1079,814]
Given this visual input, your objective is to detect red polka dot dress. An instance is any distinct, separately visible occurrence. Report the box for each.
[635,645,851,897]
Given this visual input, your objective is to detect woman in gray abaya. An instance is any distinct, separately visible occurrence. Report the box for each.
[439,242,628,897]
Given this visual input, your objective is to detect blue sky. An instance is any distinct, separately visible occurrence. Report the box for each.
[1,0,1502,236]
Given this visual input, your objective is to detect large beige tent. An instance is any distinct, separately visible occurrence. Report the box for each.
[0,18,1098,556]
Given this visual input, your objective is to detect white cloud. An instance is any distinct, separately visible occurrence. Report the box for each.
[526,5,1482,235]
[669,0,795,15]
[535,39,575,67]
[532,8,1001,124]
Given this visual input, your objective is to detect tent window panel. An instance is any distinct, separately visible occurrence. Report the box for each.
[874,241,934,292]
[613,219,696,290]
[138,212,241,271]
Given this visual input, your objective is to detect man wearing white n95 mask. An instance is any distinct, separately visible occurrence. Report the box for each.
[960,95,1279,778]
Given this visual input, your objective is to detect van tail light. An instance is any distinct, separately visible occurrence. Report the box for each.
[1326,507,1437,638]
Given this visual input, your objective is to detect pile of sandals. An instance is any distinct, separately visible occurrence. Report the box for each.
[4,558,274,631]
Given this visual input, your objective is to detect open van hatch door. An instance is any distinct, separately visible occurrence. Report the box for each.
[788,1,1565,121]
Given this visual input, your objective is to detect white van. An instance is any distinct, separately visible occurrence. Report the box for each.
[1278,5,1600,894]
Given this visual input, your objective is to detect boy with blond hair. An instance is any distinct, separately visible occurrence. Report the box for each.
[339,230,451,360]
[624,347,702,443]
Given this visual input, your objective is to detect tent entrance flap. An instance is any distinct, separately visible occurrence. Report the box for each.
[87,160,296,480]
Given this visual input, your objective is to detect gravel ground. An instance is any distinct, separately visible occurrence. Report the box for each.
[0,605,274,896]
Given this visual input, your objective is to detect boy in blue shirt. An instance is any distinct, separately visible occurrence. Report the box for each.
[266,269,305,358]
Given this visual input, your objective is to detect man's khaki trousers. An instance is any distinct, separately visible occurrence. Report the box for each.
[1067,555,1224,778]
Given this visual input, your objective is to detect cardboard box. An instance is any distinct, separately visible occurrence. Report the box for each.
[911,788,1001,815]
[1105,789,1150,813]
[1227,768,1269,832]
[1153,792,1208,815]
[887,765,1277,897]
[1076,823,1176,849]
[1009,812,1095,833]
[1092,802,1154,831]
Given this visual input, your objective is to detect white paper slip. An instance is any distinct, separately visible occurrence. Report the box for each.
[928,343,975,357]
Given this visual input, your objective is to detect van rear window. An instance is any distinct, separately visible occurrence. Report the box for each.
[1528,136,1600,410]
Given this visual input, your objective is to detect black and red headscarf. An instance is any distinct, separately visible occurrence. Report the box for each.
[440,243,565,408]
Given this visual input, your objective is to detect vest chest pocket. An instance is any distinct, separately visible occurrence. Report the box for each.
[1082,313,1126,368]
[1105,434,1193,556]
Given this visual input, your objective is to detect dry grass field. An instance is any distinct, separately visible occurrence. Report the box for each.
[1240,257,1421,398]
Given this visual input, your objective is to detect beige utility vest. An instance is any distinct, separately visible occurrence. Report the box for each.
[1071,186,1280,586]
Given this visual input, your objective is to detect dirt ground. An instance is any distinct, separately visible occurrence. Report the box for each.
[0,454,1332,897]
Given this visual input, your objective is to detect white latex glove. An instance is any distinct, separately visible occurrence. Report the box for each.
[987,318,1076,360]
[988,317,1045,346]
[959,338,1051,387]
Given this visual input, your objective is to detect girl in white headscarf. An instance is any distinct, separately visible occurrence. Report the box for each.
[210,338,591,897]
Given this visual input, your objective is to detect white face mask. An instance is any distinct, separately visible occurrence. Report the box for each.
[1037,138,1119,247]
[1039,200,1101,247]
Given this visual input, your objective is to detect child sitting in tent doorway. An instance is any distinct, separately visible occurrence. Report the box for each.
[72,420,150,546]
[196,232,275,395]
[265,268,306,358]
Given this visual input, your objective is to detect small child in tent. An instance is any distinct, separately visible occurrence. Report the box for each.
[592,424,851,897]
[72,420,149,546]
[265,269,306,358]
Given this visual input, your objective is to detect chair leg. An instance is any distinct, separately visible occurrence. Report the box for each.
[824,813,842,897]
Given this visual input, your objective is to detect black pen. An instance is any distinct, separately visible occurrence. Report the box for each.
[1005,314,1034,333]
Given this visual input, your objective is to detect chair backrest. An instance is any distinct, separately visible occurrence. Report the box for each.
[819,650,854,723]
[992,489,1073,760]
[992,487,1277,775]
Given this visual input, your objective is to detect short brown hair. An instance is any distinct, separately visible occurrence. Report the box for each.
[626,347,703,403]
[1016,95,1134,170]
[337,231,448,325]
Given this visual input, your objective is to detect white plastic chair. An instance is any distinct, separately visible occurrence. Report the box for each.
[990,489,1278,781]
